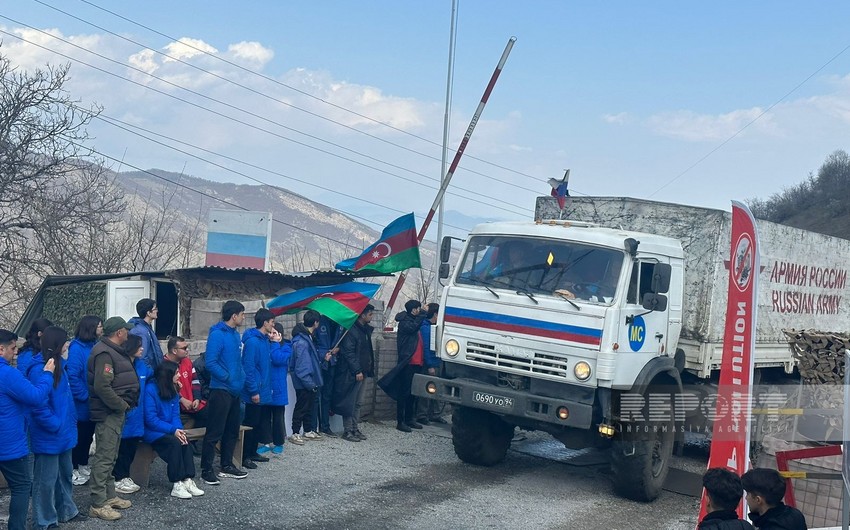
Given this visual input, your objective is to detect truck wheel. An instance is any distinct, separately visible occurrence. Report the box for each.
[610,392,675,501]
[451,406,513,466]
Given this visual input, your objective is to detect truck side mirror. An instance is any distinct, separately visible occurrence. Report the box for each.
[439,263,451,279]
[440,236,452,263]
[651,263,672,293]
[641,292,667,312]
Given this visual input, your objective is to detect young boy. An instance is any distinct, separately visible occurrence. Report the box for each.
[699,468,754,529]
[741,468,808,530]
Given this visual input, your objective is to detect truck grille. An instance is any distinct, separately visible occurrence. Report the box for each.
[466,341,569,378]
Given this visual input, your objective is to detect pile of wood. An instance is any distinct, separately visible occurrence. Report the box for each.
[784,329,849,384]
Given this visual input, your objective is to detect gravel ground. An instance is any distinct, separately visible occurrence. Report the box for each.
[2,420,705,530]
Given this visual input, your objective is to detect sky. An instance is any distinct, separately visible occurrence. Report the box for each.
[3,1,850,235]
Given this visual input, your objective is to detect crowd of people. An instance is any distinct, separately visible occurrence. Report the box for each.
[0,295,421,528]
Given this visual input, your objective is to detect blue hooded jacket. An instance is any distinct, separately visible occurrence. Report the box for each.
[315,316,342,370]
[16,346,36,376]
[289,325,323,390]
[66,338,95,421]
[241,328,273,405]
[206,321,245,395]
[0,357,53,461]
[122,359,151,439]
[142,382,182,444]
[421,319,440,369]
[128,317,165,371]
[27,354,77,455]
[269,340,292,406]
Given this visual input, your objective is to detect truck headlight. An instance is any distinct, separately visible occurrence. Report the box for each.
[574,361,592,381]
[445,339,460,357]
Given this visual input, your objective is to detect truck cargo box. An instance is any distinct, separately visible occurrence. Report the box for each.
[535,196,850,377]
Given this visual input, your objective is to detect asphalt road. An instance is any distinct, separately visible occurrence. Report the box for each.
[7,421,703,530]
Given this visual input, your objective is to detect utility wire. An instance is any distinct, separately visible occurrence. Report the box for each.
[0,23,531,217]
[91,109,478,235]
[649,41,850,197]
[73,0,550,187]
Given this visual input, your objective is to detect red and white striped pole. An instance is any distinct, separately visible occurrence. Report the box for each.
[384,36,516,329]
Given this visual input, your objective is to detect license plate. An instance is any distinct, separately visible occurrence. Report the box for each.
[471,391,514,410]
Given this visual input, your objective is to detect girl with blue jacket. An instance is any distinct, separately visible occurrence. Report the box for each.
[16,318,51,376]
[67,315,102,485]
[27,326,84,530]
[0,328,56,530]
[112,334,150,495]
[264,323,292,454]
[144,361,204,499]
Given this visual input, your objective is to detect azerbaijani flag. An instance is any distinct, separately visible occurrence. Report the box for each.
[266,282,380,329]
[335,213,421,274]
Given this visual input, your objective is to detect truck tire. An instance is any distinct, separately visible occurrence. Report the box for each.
[610,389,675,502]
[451,406,513,466]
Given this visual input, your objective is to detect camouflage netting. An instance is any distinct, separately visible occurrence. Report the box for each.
[42,282,106,332]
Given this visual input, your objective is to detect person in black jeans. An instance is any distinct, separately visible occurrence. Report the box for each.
[288,311,325,445]
[378,300,427,433]
[200,301,248,485]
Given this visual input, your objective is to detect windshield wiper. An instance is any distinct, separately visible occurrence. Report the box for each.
[468,277,500,298]
[554,290,581,311]
[515,289,538,304]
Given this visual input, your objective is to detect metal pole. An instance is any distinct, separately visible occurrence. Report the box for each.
[384,36,516,328]
[434,0,458,304]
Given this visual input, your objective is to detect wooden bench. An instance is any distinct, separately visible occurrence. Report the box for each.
[129,425,251,487]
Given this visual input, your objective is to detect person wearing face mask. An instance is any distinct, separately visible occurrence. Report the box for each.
[0,328,56,530]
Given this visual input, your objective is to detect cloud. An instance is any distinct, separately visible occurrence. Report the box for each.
[227,41,274,67]
[646,107,778,142]
[162,37,218,62]
[128,49,158,74]
[602,112,630,124]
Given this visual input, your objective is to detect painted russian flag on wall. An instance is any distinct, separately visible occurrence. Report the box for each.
[205,209,272,270]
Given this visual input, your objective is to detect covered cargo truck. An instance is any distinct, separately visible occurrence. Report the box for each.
[413,195,850,501]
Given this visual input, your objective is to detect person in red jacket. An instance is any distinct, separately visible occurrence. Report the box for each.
[163,337,207,429]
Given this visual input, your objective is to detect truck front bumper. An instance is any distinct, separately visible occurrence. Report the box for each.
[411,374,594,429]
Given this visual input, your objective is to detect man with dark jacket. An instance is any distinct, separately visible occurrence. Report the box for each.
[742,468,807,530]
[87,316,138,521]
[335,304,375,442]
[128,298,165,371]
[378,300,427,433]
[200,300,248,485]
[699,468,755,529]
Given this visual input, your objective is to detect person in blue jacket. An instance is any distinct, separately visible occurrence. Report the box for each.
[415,303,446,425]
[0,329,56,530]
[144,361,204,499]
[128,298,165,371]
[288,310,326,445]
[313,314,342,437]
[112,334,150,495]
[28,326,85,530]
[67,315,102,486]
[240,308,281,468]
[200,300,248,485]
[263,323,292,455]
[16,317,52,376]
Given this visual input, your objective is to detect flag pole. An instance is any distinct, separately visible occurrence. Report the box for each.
[383,36,517,329]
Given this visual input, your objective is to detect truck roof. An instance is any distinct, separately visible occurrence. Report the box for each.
[469,220,684,258]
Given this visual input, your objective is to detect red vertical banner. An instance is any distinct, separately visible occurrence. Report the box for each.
[697,201,760,524]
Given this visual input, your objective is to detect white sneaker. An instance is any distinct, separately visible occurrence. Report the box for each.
[72,469,88,486]
[182,478,204,497]
[115,478,140,494]
[287,434,305,446]
[78,465,92,478]
[303,431,322,441]
[170,481,191,499]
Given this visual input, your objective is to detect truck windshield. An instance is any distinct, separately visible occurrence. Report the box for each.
[455,236,624,304]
